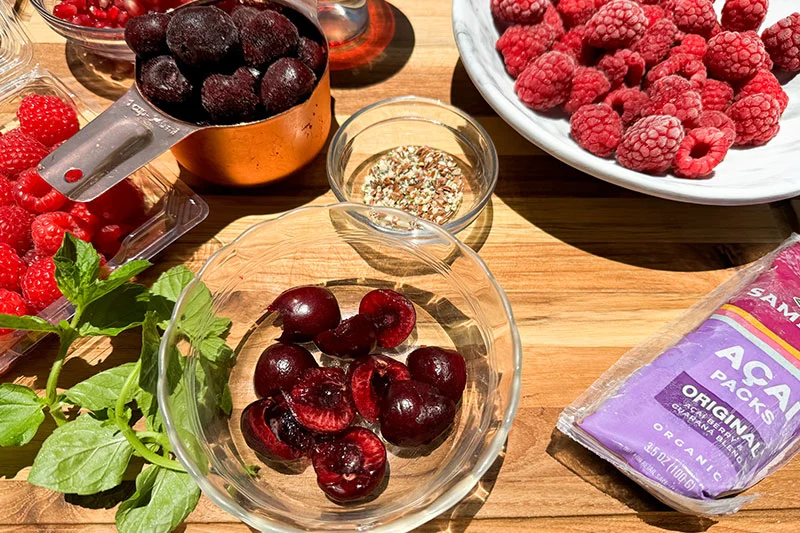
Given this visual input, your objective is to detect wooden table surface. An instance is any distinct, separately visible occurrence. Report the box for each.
[4,1,800,531]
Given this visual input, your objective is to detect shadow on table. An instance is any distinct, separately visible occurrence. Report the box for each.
[547,429,717,533]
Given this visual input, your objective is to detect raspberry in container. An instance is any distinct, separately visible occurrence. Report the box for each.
[559,234,800,515]
[0,7,208,374]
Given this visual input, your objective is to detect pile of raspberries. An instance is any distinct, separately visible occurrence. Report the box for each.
[493,0,797,178]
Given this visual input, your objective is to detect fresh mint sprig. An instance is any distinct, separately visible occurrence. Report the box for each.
[0,234,232,533]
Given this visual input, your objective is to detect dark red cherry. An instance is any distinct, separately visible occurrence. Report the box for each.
[406,347,467,401]
[254,343,318,398]
[314,314,377,358]
[359,289,416,349]
[286,367,355,433]
[348,355,411,422]
[240,396,314,461]
[269,286,341,342]
[379,380,456,447]
[313,427,387,503]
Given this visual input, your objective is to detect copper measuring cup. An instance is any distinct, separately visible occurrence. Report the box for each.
[39,0,331,202]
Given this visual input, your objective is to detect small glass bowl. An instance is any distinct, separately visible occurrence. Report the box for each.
[158,203,521,532]
[327,96,498,235]
[31,0,134,62]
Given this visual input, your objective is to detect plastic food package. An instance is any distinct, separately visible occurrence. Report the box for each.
[0,8,208,373]
[559,234,800,516]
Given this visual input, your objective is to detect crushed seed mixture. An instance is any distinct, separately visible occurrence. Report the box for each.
[361,145,465,225]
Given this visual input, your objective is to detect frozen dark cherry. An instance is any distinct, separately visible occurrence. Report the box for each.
[231,5,260,31]
[139,55,193,106]
[297,36,326,75]
[125,12,171,56]
[406,347,467,401]
[241,10,300,68]
[348,355,411,423]
[254,342,318,398]
[201,67,261,124]
[359,289,417,349]
[166,6,240,69]
[268,286,341,342]
[286,367,355,433]
[241,395,315,461]
[380,380,456,447]
[312,428,387,503]
[259,58,316,116]
[314,314,377,358]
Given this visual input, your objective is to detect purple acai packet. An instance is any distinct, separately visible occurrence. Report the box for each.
[558,236,800,515]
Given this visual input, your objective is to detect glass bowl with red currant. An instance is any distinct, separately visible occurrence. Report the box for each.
[157,203,522,532]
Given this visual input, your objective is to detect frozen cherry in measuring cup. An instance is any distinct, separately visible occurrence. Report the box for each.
[125,12,171,56]
[313,427,387,502]
[359,289,416,349]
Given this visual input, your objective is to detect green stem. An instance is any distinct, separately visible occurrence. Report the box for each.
[45,332,77,426]
[116,360,184,472]
[137,431,173,452]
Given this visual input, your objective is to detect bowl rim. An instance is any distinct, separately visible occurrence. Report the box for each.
[326,95,499,234]
[157,202,522,533]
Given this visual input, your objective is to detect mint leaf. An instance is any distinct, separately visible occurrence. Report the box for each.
[149,265,195,327]
[177,283,230,343]
[0,383,45,447]
[198,335,234,363]
[28,414,134,495]
[115,466,200,533]
[0,314,58,333]
[138,312,161,397]
[65,363,137,411]
[93,260,151,302]
[77,284,149,337]
[53,233,101,306]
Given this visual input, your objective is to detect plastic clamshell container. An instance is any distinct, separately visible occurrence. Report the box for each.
[0,8,209,374]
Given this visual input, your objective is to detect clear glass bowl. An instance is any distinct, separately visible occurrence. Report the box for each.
[327,96,498,235]
[31,0,134,61]
[158,203,521,532]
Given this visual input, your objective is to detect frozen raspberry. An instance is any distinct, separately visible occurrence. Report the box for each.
[696,110,736,145]
[92,223,131,258]
[585,0,647,49]
[721,0,768,33]
[21,257,61,313]
[202,68,261,125]
[0,176,13,207]
[14,168,68,214]
[0,243,26,292]
[31,212,92,256]
[553,24,596,64]
[646,53,706,89]
[617,114,685,173]
[642,4,666,27]
[260,58,317,116]
[242,9,300,68]
[17,95,79,147]
[699,79,734,112]
[0,289,27,336]
[672,127,729,178]
[727,93,781,145]
[564,67,611,113]
[139,56,193,107]
[570,103,623,157]
[297,37,326,76]
[491,0,549,24]
[0,205,33,252]
[496,23,557,78]
[603,87,651,125]
[0,130,48,178]
[124,12,170,57]
[646,75,702,127]
[670,33,707,58]
[632,18,679,67]
[705,31,768,81]
[556,0,602,28]
[515,51,576,110]
[597,49,645,88]
[544,3,566,38]
[762,14,800,72]
[87,178,145,225]
[736,69,788,114]
[166,6,239,69]
[670,0,717,37]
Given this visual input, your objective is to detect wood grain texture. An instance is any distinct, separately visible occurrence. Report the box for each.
[4,0,800,531]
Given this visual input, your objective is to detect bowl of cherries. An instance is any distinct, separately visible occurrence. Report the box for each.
[158,203,521,532]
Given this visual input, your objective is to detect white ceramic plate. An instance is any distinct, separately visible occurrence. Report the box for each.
[452,0,800,205]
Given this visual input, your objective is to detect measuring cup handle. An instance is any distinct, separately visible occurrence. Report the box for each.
[38,86,199,203]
